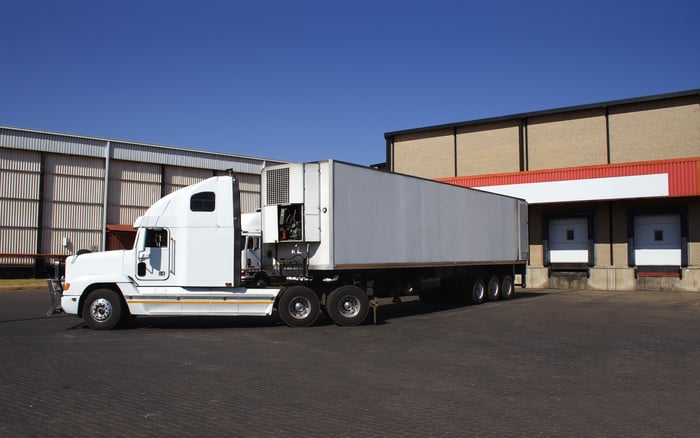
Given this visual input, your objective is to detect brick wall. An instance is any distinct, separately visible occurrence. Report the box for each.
[456,120,520,175]
[527,109,608,170]
[392,129,454,178]
[609,96,700,163]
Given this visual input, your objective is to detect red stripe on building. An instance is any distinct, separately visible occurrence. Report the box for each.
[440,157,700,197]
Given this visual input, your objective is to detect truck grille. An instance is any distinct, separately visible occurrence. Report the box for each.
[266,167,289,205]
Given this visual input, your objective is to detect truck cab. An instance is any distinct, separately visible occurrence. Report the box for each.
[58,175,280,329]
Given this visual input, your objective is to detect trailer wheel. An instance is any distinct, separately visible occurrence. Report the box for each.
[278,286,320,327]
[500,275,514,300]
[83,288,124,330]
[471,278,486,305]
[326,285,370,326]
[486,275,500,301]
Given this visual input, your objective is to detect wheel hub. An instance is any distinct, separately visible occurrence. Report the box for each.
[290,298,311,319]
[338,296,360,317]
[90,298,112,322]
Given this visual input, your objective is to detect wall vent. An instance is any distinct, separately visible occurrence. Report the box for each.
[266,167,289,205]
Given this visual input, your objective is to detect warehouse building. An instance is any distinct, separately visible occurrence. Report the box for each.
[0,127,283,278]
[385,89,700,291]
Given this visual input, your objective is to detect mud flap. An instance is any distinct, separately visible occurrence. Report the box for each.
[46,279,64,316]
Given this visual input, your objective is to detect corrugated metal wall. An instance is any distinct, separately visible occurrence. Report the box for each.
[237,173,262,213]
[108,160,162,225]
[1,127,283,275]
[164,166,214,195]
[43,153,105,254]
[0,149,40,266]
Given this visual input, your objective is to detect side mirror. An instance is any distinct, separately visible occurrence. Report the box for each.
[138,247,151,261]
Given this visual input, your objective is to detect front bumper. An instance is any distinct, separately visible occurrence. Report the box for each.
[46,279,64,316]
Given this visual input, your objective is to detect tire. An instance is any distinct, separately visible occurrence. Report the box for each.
[83,289,125,330]
[486,275,500,301]
[326,285,370,326]
[471,277,486,305]
[500,275,514,300]
[254,273,269,288]
[278,285,320,327]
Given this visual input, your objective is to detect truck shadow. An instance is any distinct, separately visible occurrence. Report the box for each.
[372,291,546,325]
[104,291,546,330]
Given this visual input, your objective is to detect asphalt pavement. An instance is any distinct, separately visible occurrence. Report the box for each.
[1,288,700,437]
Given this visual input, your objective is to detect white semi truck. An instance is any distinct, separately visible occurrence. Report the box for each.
[52,160,528,329]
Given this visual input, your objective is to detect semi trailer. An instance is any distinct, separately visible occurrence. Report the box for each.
[51,160,528,329]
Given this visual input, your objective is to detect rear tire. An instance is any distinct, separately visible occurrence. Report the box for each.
[471,277,486,305]
[83,289,125,330]
[500,275,514,300]
[278,286,320,327]
[486,275,500,301]
[326,285,369,326]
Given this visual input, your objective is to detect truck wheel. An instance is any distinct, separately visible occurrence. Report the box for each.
[83,289,124,330]
[278,286,320,327]
[326,285,370,326]
[486,275,500,301]
[471,278,486,305]
[254,273,269,287]
[500,275,514,300]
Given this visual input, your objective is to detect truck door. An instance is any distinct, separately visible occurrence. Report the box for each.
[242,235,261,270]
[137,228,171,281]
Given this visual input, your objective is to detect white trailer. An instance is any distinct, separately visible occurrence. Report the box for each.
[52,160,528,329]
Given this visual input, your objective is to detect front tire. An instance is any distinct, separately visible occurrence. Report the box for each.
[278,286,320,327]
[83,289,125,330]
[326,285,369,326]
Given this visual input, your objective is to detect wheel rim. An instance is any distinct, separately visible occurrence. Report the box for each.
[488,279,499,299]
[474,283,485,301]
[90,298,113,322]
[336,295,361,318]
[288,297,311,320]
[502,278,513,297]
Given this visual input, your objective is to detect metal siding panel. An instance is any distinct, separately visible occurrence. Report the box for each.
[46,153,105,178]
[328,162,520,267]
[0,228,37,265]
[46,202,103,230]
[0,128,105,157]
[1,199,39,227]
[2,128,280,173]
[0,148,41,171]
[112,142,270,174]
[47,174,104,204]
[109,160,162,183]
[163,166,213,194]
[236,173,261,192]
[43,230,102,255]
[239,190,261,213]
[108,180,161,206]
[1,169,41,200]
[114,206,149,225]
[444,158,700,197]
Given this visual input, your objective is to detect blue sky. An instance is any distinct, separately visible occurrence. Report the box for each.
[1,0,698,165]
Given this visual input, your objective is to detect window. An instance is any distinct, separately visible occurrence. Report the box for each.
[566,229,575,241]
[145,229,168,248]
[654,230,663,242]
[190,192,215,212]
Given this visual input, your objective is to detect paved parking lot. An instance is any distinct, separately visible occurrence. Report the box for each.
[1,287,700,437]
